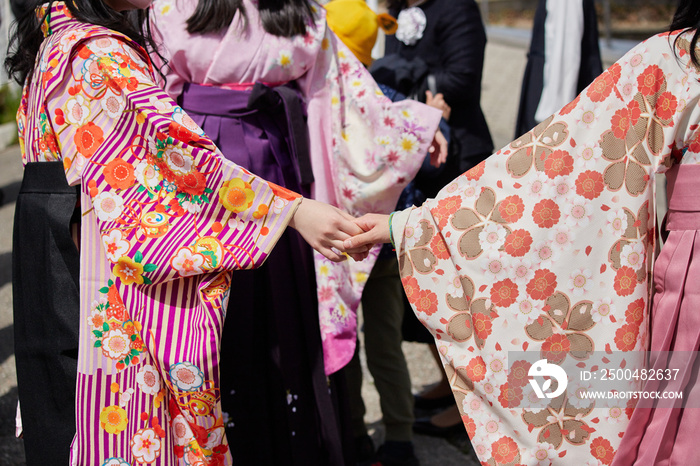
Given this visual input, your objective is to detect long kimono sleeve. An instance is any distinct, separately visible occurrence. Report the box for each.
[51,35,299,284]
[392,32,700,464]
[297,15,442,374]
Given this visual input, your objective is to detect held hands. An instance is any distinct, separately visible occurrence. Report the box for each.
[342,213,392,251]
[425,90,451,121]
[429,129,448,168]
[289,198,372,262]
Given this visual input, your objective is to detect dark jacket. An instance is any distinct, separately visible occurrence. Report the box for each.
[384,0,493,196]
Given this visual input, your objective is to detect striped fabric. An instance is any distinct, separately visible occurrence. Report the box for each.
[18,3,299,464]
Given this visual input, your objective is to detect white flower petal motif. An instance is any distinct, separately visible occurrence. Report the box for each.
[606,208,629,236]
[163,146,194,175]
[136,364,161,396]
[576,143,603,170]
[510,297,543,325]
[65,95,90,125]
[527,171,551,200]
[567,268,593,296]
[130,428,161,463]
[564,195,593,227]
[477,413,504,442]
[548,225,575,250]
[509,257,536,285]
[170,247,206,277]
[591,297,616,323]
[620,242,646,269]
[532,241,560,268]
[530,442,558,466]
[102,229,131,263]
[548,175,575,202]
[480,250,509,281]
[396,7,427,46]
[404,223,424,248]
[172,107,205,135]
[101,328,131,360]
[566,380,594,409]
[479,223,507,251]
[101,93,126,119]
[93,192,125,222]
[169,361,205,392]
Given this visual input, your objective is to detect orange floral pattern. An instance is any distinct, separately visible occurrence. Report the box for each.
[392,30,700,465]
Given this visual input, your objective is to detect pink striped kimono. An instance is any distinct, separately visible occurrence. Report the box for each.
[18,3,301,464]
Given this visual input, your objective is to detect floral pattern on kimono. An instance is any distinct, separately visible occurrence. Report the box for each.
[152,0,442,374]
[392,31,700,465]
[19,3,300,464]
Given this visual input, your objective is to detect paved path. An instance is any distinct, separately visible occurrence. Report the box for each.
[0,40,531,465]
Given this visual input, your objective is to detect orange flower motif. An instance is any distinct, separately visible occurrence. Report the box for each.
[491,436,518,463]
[490,278,519,308]
[472,313,493,341]
[575,170,605,200]
[465,160,485,181]
[430,196,462,229]
[532,199,561,229]
[498,195,525,223]
[611,107,632,139]
[543,150,574,179]
[504,229,532,257]
[587,71,615,102]
[615,322,639,351]
[526,269,557,300]
[625,298,645,325]
[103,158,135,190]
[498,383,523,408]
[465,356,487,382]
[178,171,207,196]
[637,64,666,96]
[114,256,145,286]
[655,91,678,120]
[560,94,580,115]
[590,437,615,465]
[106,284,127,321]
[614,266,637,296]
[414,289,439,316]
[508,360,532,388]
[270,182,300,201]
[462,415,477,438]
[430,233,450,260]
[168,121,201,145]
[401,276,420,301]
[74,122,104,157]
[541,334,571,363]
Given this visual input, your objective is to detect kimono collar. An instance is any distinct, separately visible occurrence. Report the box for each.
[38,2,76,38]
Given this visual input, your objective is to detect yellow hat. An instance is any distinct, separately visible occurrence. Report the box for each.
[325,0,397,67]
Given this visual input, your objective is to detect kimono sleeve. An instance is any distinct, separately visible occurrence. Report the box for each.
[295,15,442,374]
[390,32,699,464]
[51,35,300,285]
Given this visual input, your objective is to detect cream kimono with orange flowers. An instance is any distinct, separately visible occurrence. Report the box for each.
[393,31,700,465]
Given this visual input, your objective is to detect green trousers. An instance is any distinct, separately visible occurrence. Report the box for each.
[346,256,414,442]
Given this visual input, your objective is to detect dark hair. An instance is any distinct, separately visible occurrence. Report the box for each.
[670,0,700,68]
[186,0,314,38]
[5,0,158,85]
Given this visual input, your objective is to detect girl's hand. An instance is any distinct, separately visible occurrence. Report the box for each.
[289,198,371,262]
[343,213,392,250]
[426,90,452,121]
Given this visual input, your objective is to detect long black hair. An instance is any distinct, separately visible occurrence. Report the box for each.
[670,0,700,68]
[186,0,314,38]
[5,0,158,85]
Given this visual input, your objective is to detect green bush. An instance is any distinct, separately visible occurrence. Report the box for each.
[0,84,21,125]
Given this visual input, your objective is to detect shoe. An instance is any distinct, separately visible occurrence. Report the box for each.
[413,393,454,411]
[412,417,465,438]
[355,434,375,463]
[367,441,420,466]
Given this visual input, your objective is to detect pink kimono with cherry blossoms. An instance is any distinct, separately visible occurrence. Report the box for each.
[392,31,700,465]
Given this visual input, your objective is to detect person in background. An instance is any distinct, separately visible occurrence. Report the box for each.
[5,0,370,463]
[345,0,700,463]
[370,0,493,437]
[325,2,433,464]
[150,1,446,464]
[514,0,603,138]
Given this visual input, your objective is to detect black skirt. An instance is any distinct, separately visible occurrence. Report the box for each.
[13,162,80,465]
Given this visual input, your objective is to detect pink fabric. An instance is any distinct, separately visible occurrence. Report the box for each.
[613,164,700,465]
[151,0,441,374]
